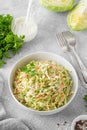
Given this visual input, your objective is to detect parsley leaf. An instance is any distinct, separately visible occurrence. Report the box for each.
[0,59,6,68]
[0,14,25,68]
[83,95,87,102]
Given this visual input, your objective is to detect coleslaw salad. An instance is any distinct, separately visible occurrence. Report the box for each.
[13,60,73,111]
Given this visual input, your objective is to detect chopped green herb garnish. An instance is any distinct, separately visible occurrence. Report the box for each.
[21,66,29,73]
[30,70,37,77]
[21,62,37,77]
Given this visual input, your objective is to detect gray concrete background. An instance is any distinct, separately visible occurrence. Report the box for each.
[0,0,87,130]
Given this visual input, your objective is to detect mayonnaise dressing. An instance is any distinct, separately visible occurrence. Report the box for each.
[12,17,38,42]
[12,0,38,42]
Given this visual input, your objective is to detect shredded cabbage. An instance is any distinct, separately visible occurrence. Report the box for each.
[13,60,73,111]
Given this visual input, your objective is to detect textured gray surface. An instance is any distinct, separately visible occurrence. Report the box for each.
[0,0,87,130]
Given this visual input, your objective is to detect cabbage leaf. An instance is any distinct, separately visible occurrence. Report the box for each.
[67,0,87,31]
[41,0,74,12]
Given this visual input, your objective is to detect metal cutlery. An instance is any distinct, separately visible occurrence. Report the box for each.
[56,31,87,88]
[62,31,87,84]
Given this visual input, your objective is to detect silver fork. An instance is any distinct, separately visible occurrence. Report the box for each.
[56,32,70,53]
[56,32,87,88]
[62,31,87,84]
[56,32,74,64]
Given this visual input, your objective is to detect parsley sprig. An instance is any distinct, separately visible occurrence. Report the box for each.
[83,95,87,102]
[0,14,25,68]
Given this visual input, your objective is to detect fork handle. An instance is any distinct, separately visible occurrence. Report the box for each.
[68,52,87,88]
[72,47,87,83]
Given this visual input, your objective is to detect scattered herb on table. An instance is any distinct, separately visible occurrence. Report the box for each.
[0,14,25,68]
[83,95,87,102]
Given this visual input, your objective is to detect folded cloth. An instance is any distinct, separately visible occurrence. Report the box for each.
[0,118,30,130]
[0,103,6,120]
[0,103,34,130]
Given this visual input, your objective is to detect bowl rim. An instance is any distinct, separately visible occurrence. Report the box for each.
[8,51,78,115]
[71,115,87,130]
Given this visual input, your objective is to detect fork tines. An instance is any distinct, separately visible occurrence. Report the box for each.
[56,32,69,52]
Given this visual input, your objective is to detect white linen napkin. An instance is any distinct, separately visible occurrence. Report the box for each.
[0,103,34,130]
[0,118,29,130]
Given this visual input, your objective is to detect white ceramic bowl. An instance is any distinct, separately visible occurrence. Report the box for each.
[71,115,87,130]
[8,52,78,115]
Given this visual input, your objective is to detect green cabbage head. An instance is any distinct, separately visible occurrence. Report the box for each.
[67,0,87,31]
[40,0,74,12]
